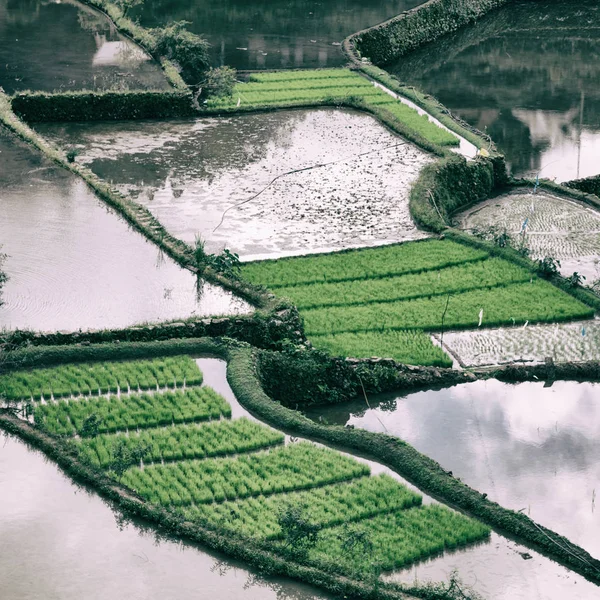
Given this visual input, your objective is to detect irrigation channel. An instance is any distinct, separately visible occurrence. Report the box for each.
[389,0,600,182]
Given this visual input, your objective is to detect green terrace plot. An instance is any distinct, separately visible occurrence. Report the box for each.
[78,418,285,468]
[34,387,231,436]
[183,474,421,540]
[204,69,458,148]
[121,442,370,506]
[0,356,202,401]
[24,355,490,575]
[242,239,593,365]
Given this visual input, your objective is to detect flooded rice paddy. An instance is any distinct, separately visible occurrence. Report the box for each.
[0,129,250,333]
[456,190,600,281]
[307,380,600,562]
[37,109,432,259]
[389,0,600,182]
[131,0,426,71]
[0,0,168,94]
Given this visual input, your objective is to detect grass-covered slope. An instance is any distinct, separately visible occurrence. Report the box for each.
[204,68,459,148]
[242,239,593,365]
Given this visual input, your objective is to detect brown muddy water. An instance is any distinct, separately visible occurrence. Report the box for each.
[36,108,432,260]
[0,129,250,333]
[307,379,600,564]
[0,0,169,94]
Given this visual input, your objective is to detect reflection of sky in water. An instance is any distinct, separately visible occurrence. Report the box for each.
[336,380,600,559]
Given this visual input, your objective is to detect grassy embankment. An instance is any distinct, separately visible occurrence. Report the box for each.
[242,239,594,366]
[1,355,490,580]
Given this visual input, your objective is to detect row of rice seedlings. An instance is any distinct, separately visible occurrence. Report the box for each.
[241,240,488,289]
[33,387,230,437]
[303,280,593,336]
[206,68,458,146]
[78,418,284,467]
[0,356,202,401]
[121,442,370,506]
[248,69,359,83]
[308,504,491,574]
[311,330,452,367]
[275,257,533,310]
[183,474,421,540]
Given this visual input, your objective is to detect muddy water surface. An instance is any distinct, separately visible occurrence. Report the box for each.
[38,109,432,259]
[390,0,600,182]
[0,0,168,94]
[0,129,250,332]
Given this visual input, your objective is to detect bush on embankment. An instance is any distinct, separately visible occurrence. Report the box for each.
[351,0,513,66]
[564,174,600,198]
[11,90,195,122]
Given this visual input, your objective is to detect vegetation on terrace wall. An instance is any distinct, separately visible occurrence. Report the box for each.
[349,0,513,66]
[564,174,600,198]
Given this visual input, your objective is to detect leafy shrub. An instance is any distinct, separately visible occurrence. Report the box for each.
[203,66,237,98]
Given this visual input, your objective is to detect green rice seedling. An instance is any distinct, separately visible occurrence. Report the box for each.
[78,418,285,468]
[312,330,452,366]
[120,442,370,507]
[303,280,593,335]
[34,386,229,437]
[184,474,421,540]
[308,504,490,575]
[241,240,488,289]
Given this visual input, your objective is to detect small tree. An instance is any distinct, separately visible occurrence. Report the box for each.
[81,413,102,437]
[110,439,150,479]
[115,0,144,17]
[536,256,561,278]
[277,505,321,559]
[154,21,210,85]
[567,272,586,288]
[203,66,237,99]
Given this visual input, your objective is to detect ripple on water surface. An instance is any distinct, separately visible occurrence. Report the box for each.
[37,109,433,259]
[0,130,251,333]
[0,0,169,94]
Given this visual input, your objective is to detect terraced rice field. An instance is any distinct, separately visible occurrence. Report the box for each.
[205,69,459,148]
[242,239,594,365]
[3,356,490,575]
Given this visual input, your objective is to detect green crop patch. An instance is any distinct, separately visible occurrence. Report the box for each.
[0,356,202,401]
[312,331,452,367]
[241,240,487,289]
[34,387,231,437]
[121,442,369,506]
[303,280,594,336]
[276,258,532,310]
[183,474,421,540]
[78,418,284,468]
[309,504,491,574]
[204,68,459,148]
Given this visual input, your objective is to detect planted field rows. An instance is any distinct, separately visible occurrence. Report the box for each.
[0,356,202,401]
[34,387,231,436]
[183,474,422,540]
[78,418,285,468]
[17,356,491,574]
[121,442,370,506]
[205,68,459,147]
[242,239,593,364]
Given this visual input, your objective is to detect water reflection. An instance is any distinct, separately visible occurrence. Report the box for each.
[0,128,251,332]
[389,0,600,182]
[0,0,168,93]
[131,0,426,70]
[307,379,600,560]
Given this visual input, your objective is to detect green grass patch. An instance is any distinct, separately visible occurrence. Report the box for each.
[183,474,421,540]
[312,331,452,367]
[204,69,458,148]
[78,417,284,468]
[241,240,488,289]
[0,356,202,401]
[309,504,491,574]
[276,257,532,309]
[304,280,593,335]
[121,441,369,506]
[34,387,230,437]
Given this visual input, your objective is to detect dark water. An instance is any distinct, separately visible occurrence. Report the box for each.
[0,128,250,332]
[131,0,425,70]
[307,379,600,561]
[0,0,168,94]
[389,0,600,183]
